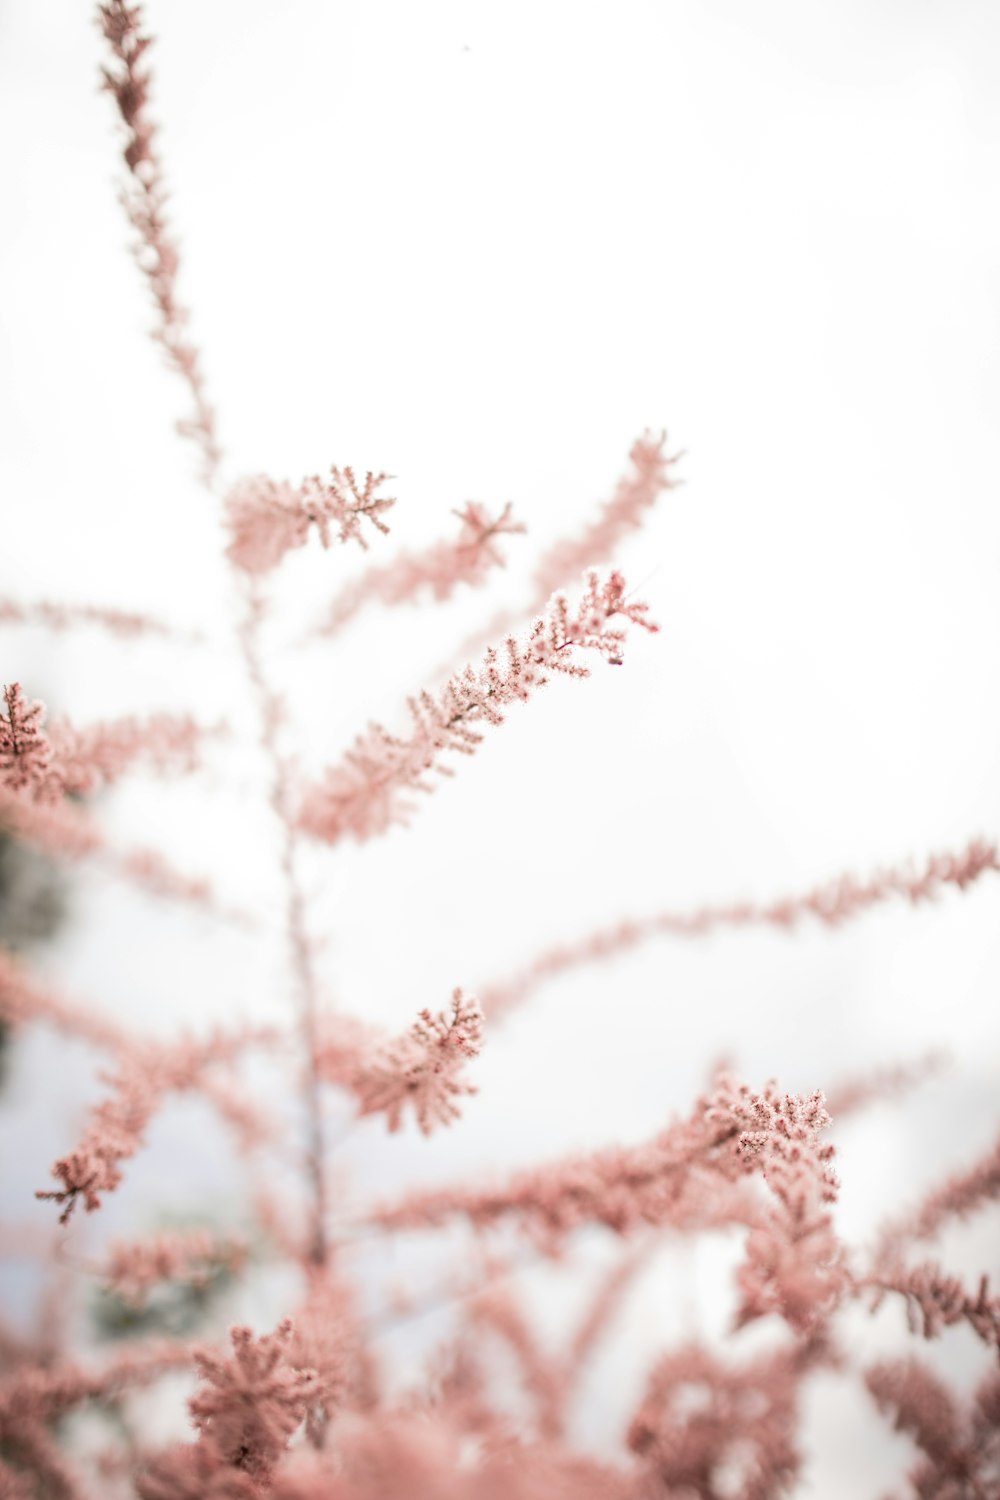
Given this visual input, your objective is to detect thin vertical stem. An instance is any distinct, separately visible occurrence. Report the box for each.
[238,584,329,1268]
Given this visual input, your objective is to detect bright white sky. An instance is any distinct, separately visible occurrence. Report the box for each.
[2,1,1000,1490]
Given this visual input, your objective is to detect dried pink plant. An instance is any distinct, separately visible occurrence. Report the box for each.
[310,501,525,639]
[224,469,396,576]
[298,570,656,846]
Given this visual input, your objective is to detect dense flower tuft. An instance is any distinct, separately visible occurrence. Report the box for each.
[225,469,395,575]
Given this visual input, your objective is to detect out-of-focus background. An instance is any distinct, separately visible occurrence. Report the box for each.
[2,0,999,1490]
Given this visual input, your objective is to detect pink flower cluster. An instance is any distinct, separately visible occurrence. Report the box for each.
[1,683,208,805]
[224,469,396,575]
[298,570,656,845]
[353,990,484,1136]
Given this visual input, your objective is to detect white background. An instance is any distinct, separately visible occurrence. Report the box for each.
[2,1,1000,1491]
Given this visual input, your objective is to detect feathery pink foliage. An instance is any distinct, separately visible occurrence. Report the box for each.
[103,1231,249,1308]
[0,597,202,642]
[450,432,680,670]
[2,682,212,804]
[0,946,127,1050]
[298,569,656,845]
[187,1322,318,1485]
[36,1027,272,1223]
[865,1359,1000,1498]
[98,0,220,483]
[0,686,55,801]
[224,470,396,575]
[864,1264,1000,1351]
[347,990,484,1135]
[371,1073,844,1333]
[532,430,682,600]
[479,837,1000,1018]
[311,501,525,638]
[627,1340,824,1500]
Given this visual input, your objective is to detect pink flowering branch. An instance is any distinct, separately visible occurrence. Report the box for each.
[824,1050,949,1120]
[137,1321,318,1496]
[1,683,216,804]
[345,990,484,1136]
[102,1230,249,1309]
[0,596,204,643]
[0,779,241,923]
[0,1339,196,1433]
[861,1264,1000,1352]
[478,837,1000,1020]
[876,1126,1000,1260]
[98,1,221,484]
[0,947,127,1052]
[446,431,680,671]
[298,570,656,847]
[627,1338,827,1500]
[370,1074,844,1332]
[532,430,682,599]
[865,1359,1000,1498]
[36,1027,277,1224]
[309,501,525,639]
[469,1284,566,1441]
[224,468,396,575]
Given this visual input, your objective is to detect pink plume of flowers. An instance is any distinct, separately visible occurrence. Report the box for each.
[46,711,210,794]
[370,1073,843,1331]
[732,1085,843,1333]
[0,1338,197,1488]
[36,1027,273,1223]
[138,1322,318,1498]
[886,1127,1000,1249]
[863,1264,999,1351]
[0,595,203,642]
[865,1358,1000,1498]
[298,570,656,846]
[627,1340,826,1500]
[446,432,680,671]
[532,430,682,601]
[353,990,483,1136]
[310,501,525,638]
[102,1230,249,1309]
[98,1,220,484]
[0,946,128,1051]
[0,686,56,802]
[478,837,1000,1020]
[224,469,395,575]
[1,683,213,805]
